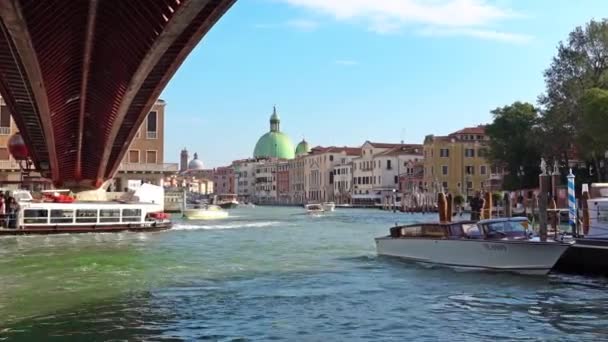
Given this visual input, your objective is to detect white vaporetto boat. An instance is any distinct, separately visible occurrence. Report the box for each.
[183,204,229,220]
[305,203,324,214]
[375,217,570,275]
[0,184,171,235]
[322,202,335,212]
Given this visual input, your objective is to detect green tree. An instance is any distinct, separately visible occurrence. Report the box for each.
[539,19,608,167]
[580,88,608,180]
[486,102,542,190]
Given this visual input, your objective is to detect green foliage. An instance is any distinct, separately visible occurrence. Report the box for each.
[492,192,502,206]
[538,19,608,179]
[453,195,464,206]
[488,19,608,185]
[485,102,541,190]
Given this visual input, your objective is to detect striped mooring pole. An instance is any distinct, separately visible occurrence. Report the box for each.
[567,168,577,236]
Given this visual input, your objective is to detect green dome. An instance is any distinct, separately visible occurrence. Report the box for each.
[254,132,295,159]
[295,139,310,156]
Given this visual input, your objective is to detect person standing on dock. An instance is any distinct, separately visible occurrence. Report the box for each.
[470,191,484,221]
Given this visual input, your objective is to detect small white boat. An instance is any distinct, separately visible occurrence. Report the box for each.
[375,217,570,275]
[322,202,336,212]
[183,205,229,220]
[305,203,324,214]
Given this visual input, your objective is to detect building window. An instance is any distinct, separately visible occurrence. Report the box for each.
[146,150,157,164]
[387,160,392,170]
[440,148,449,157]
[146,111,157,139]
[466,181,473,189]
[0,105,10,135]
[480,165,487,175]
[465,149,475,157]
[442,165,448,175]
[465,165,474,175]
[394,175,398,184]
[329,155,333,162]
[442,181,448,190]
[128,150,140,163]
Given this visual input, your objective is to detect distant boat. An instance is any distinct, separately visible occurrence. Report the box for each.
[183,204,229,220]
[216,194,239,209]
[322,202,336,212]
[305,203,324,214]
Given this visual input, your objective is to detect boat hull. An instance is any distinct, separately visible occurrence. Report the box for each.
[375,237,569,275]
[553,238,608,276]
[183,209,228,220]
[0,222,172,235]
[218,202,239,209]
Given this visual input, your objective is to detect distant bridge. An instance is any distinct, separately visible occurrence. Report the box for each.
[0,0,235,189]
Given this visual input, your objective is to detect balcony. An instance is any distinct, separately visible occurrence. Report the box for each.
[118,162,178,173]
[146,131,158,139]
[0,159,21,170]
[0,126,10,135]
[489,173,503,181]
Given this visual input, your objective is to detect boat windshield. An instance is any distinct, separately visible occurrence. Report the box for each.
[484,220,529,238]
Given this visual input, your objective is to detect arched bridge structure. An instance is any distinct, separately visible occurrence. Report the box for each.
[0,0,235,189]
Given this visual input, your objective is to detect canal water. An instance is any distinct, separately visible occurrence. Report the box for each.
[1,207,608,341]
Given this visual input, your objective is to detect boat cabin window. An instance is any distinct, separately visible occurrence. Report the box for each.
[397,224,448,238]
[76,209,98,223]
[122,209,141,222]
[448,224,464,237]
[100,209,120,223]
[463,224,482,238]
[50,209,74,224]
[23,209,48,224]
[483,220,528,238]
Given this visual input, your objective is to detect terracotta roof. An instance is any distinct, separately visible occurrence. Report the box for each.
[377,144,423,156]
[366,141,404,148]
[450,125,486,136]
[309,146,361,156]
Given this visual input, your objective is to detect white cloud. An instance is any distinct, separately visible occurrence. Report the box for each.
[335,59,359,66]
[278,0,529,42]
[286,18,321,31]
[419,27,532,44]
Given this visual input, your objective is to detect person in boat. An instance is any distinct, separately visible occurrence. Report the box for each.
[0,193,5,228]
[6,196,19,228]
[470,191,484,221]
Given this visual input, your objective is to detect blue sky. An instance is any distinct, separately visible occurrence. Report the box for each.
[161,0,608,167]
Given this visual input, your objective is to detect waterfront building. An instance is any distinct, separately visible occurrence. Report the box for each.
[276,160,290,204]
[253,106,295,160]
[254,159,277,203]
[399,160,425,193]
[114,99,178,190]
[351,142,422,206]
[423,125,503,198]
[333,161,353,204]
[303,146,360,203]
[288,154,306,205]
[232,158,261,202]
[212,166,234,195]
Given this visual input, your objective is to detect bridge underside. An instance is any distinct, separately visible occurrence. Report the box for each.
[0,0,234,189]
